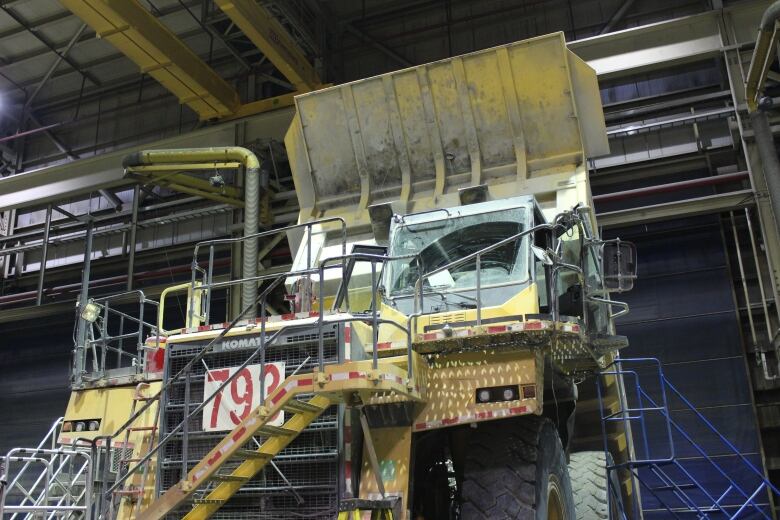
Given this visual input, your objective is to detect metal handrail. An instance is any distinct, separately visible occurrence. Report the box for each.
[599,358,780,518]
[412,222,554,325]
[100,208,622,511]
[0,418,62,499]
[1,447,92,520]
[188,217,348,325]
[15,456,90,520]
[106,294,411,497]
[76,290,160,378]
[317,252,418,377]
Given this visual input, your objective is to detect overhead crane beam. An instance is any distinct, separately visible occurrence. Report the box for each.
[213,0,321,92]
[60,0,240,120]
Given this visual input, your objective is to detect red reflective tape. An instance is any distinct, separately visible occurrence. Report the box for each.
[422,333,438,341]
[348,371,362,379]
[487,325,507,334]
[524,322,543,330]
[344,426,352,443]
[308,311,319,317]
[271,388,287,404]
[298,378,313,386]
[377,342,392,350]
[344,326,351,343]
[344,463,352,479]
[281,313,295,320]
[232,426,247,442]
[571,324,581,333]
[198,325,210,331]
[475,411,493,420]
[414,422,428,430]
[441,417,459,426]
[206,450,222,467]
[510,406,528,414]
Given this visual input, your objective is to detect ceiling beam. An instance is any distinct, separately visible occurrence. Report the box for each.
[597,190,755,228]
[0,1,201,72]
[214,0,320,91]
[60,0,240,120]
[0,5,102,87]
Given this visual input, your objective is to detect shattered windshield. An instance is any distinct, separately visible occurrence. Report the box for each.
[386,207,529,297]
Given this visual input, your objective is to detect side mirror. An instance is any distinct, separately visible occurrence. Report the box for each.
[531,245,554,266]
[602,240,637,292]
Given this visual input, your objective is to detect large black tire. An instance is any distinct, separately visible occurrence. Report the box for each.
[460,417,575,519]
[568,451,621,520]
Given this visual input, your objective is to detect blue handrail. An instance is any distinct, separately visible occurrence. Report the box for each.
[598,357,778,519]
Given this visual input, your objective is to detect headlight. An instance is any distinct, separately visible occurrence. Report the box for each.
[74,421,86,432]
[88,420,100,431]
[475,385,519,404]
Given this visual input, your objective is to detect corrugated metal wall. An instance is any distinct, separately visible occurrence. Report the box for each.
[608,216,771,517]
[0,319,72,455]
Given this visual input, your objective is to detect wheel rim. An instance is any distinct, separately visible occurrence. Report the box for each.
[547,475,564,520]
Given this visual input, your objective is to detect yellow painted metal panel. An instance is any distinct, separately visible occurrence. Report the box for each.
[414,350,541,430]
[58,383,161,444]
[214,0,320,91]
[61,0,239,120]
[286,32,608,224]
[359,427,412,511]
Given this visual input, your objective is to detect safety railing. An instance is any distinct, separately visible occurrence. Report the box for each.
[97,209,626,514]
[410,209,626,342]
[93,252,408,515]
[598,358,780,519]
[188,217,348,325]
[0,418,93,520]
[75,290,161,382]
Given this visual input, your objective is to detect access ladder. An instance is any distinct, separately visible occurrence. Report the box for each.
[137,359,422,520]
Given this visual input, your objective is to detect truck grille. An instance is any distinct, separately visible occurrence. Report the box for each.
[158,323,343,519]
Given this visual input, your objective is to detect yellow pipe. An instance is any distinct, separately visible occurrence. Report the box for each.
[745,2,780,112]
[123,147,260,170]
[124,147,264,318]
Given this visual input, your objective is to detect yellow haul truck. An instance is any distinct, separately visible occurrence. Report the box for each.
[1,32,637,520]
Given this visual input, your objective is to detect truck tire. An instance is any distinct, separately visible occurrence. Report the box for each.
[568,451,621,519]
[460,417,575,519]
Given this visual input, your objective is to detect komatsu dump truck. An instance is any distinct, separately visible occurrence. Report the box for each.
[1,32,637,520]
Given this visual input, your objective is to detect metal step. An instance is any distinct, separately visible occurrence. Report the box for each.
[127,425,157,432]
[231,449,273,460]
[283,399,325,414]
[258,424,298,436]
[647,483,697,492]
[590,333,629,354]
[193,498,225,505]
[210,474,248,482]
[114,487,144,496]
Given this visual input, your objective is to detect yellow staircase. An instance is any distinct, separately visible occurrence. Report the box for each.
[137,359,421,520]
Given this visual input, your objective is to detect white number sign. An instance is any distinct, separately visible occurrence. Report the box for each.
[202,362,285,432]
